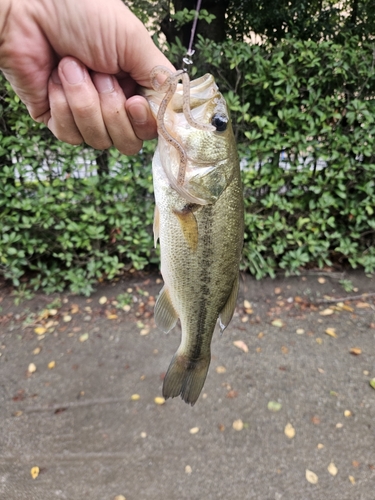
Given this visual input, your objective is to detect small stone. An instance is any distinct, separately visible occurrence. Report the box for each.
[296,328,305,334]
[185,465,192,475]
[63,315,72,322]
[99,296,108,305]
[344,410,352,417]
[140,432,147,438]
[189,427,199,434]
[114,496,126,500]
[317,443,324,449]
[79,333,89,342]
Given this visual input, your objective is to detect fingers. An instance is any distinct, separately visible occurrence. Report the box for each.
[47,57,156,153]
[48,58,111,149]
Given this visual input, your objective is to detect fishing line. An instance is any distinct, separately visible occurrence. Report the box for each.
[182,0,203,67]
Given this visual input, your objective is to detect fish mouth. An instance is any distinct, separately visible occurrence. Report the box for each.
[171,74,217,111]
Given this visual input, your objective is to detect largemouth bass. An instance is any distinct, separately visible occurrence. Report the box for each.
[144,67,244,405]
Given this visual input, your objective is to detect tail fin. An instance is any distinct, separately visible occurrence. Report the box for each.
[162,353,210,406]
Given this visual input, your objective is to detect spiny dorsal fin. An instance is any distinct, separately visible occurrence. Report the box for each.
[219,273,240,333]
[154,286,178,333]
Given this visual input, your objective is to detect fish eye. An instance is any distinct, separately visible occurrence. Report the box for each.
[211,114,228,132]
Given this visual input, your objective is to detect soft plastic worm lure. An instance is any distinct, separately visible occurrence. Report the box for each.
[150,66,214,187]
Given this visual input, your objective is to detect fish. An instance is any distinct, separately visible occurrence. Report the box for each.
[143,67,244,405]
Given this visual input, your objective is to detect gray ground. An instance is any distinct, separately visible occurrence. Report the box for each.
[0,270,374,500]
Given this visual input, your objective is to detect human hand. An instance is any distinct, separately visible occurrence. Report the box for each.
[0,0,175,154]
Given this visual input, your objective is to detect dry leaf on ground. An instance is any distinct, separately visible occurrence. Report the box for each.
[267,401,282,412]
[320,308,334,316]
[232,419,244,431]
[325,328,337,338]
[99,296,107,305]
[306,469,318,484]
[30,466,39,479]
[154,397,165,405]
[216,366,226,374]
[271,319,284,328]
[34,327,46,335]
[350,347,362,355]
[189,427,199,434]
[28,363,36,374]
[284,422,295,438]
[356,301,370,308]
[328,462,338,476]
[233,340,249,353]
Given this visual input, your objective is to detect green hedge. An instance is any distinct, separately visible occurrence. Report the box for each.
[0,82,156,295]
[1,35,375,294]
[196,35,375,277]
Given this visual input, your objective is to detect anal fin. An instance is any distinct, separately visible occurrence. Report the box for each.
[154,286,178,333]
[219,273,240,333]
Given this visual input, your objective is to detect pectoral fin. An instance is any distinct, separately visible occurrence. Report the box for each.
[153,205,160,248]
[219,273,240,333]
[154,286,178,333]
[173,205,199,251]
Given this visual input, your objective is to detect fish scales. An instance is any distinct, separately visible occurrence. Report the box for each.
[144,69,244,405]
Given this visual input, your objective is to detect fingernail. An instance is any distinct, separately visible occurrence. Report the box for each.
[51,69,61,85]
[61,60,84,84]
[93,74,114,94]
[127,104,148,124]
